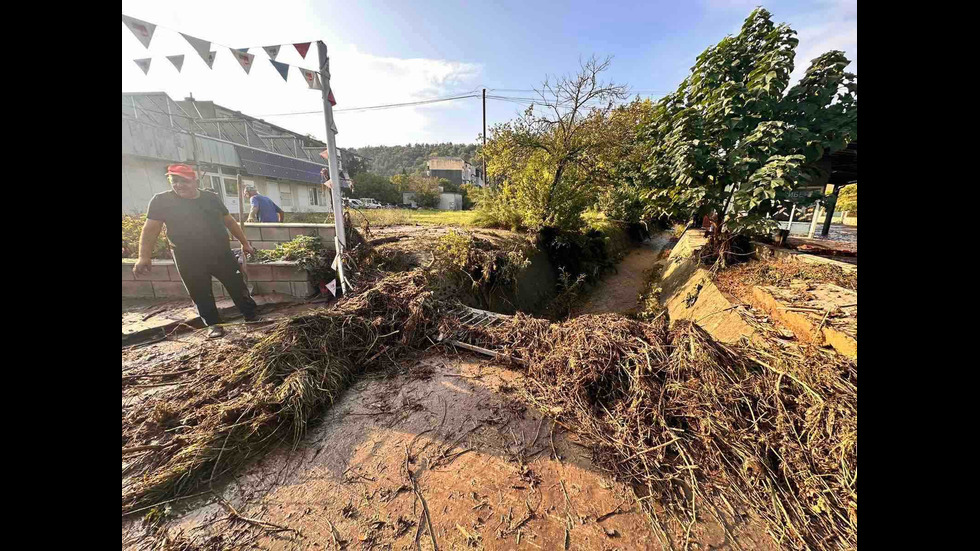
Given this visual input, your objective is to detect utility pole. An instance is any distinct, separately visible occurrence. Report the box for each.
[318,40,348,294]
[482,88,487,186]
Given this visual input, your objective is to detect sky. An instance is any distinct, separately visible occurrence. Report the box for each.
[121,0,856,148]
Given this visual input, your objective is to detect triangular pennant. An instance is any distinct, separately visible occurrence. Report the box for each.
[181,33,212,64]
[313,73,323,90]
[299,67,319,89]
[134,58,152,75]
[204,51,217,69]
[263,45,281,60]
[122,15,156,49]
[270,59,289,82]
[328,89,337,106]
[236,47,249,53]
[167,55,184,72]
[294,42,311,59]
[230,48,255,74]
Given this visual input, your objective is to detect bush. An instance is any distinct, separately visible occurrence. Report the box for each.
[254,234,335,287]
[123,214,170,259]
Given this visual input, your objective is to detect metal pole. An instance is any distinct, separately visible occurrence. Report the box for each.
[237,173,245,225]
[318,40,348,294]
[808,200,821,238]
[787,203,796,233]
[482,88,487,186]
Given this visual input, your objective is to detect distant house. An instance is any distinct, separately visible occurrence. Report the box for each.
[122,92,356,215]
[401,192,463,211]
[426,157,484,188]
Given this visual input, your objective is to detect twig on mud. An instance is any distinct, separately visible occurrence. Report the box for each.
[216,496,297,535]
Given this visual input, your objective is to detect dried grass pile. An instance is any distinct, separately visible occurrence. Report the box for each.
[451,313,857,550]
[715,257,857,295]
[122,271,437,516]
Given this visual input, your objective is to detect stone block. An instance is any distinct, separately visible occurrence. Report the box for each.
[152,281,189,298]
[133,264,171,281]
[252,281,292,295]
[317,226,336,242]
[289,227,317,239]
[243,225,263,241]
[253,241,278,250]
[273,265,308,281]
[291,281,312,298]
[246,264,273,281]
[260,226,290,241]
[122,264,135,280]
[167,265,183,281]
[122,281,154,297]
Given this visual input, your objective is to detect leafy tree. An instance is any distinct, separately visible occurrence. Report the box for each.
[351,143,480,178]
[836,183,856,215]
[480,56,628,232]
[351,172,400,204]
[636,8,857,256]
[391,173,442,208]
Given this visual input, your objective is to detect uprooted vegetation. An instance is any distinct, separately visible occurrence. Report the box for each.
[715,257,857,298]
[445,313,857,550]
[124,228,856,550]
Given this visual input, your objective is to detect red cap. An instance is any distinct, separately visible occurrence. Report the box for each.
[165,164,197,182]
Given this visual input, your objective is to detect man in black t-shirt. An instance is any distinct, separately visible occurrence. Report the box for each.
[133,164,257,338]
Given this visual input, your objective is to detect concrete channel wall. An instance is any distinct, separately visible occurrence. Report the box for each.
[122,222,336,299]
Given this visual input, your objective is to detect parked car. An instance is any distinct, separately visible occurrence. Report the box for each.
[360,198,383,209]
[347,198,365,209]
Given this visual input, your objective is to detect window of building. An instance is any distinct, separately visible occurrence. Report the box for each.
[209,175,222,193]
[309,186,323,206]
[224,178,238,197]
[280,185,293,207]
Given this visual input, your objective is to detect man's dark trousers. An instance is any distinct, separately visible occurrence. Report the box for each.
[173,248,257,326]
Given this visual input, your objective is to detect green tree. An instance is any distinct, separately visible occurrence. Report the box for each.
[836,183,856,215]
[637,8,857,256]
[480,56,628,232]
[351,172,400,204]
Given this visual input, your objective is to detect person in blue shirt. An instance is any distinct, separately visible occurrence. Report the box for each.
[245,187,285,222]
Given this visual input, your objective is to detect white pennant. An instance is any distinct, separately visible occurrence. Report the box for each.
[167,55,184,72]
[313,73,324,90]
[134,58,152,75]
[181,33,212,65]
[299,67,320,89]
[205,51,217,69]
[230,48,255,74]
[122,15,156,49]
[263,45,281,60]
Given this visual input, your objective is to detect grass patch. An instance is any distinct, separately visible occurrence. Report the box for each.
[407,209,481,227]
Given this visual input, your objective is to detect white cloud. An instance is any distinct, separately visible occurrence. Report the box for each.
[121,0,483,147]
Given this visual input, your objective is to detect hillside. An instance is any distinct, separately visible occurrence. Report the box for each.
[351,143,480,178]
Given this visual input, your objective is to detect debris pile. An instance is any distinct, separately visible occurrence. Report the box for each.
[449,312,857,550]
[122,271,437,516]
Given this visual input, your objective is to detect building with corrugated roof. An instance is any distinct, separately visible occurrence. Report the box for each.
[122,92,357,215]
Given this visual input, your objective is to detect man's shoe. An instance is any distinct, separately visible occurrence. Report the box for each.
[243,313,260,323]
[207,325,225,338]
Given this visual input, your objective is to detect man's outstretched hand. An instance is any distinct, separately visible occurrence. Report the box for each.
[133,257,153,276]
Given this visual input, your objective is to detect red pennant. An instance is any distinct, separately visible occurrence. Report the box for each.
[293,42,311,59]
[328,89,337,106]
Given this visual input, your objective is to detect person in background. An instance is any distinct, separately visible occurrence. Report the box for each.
[245,186,285,223]
[133,164,258,338]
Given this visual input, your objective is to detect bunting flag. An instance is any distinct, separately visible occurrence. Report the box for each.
[230,48,255,74]
[263,45,280,60]
[181,32,212,65]
[328,89,337,106]
[134,58,152,75]
[167,54,184,72]
[294,42,311,59]
[299,67,319,89]
[270,59,289,82]
[122,15,156,49]
[236,47,249,53]
[313,73,324,90]
[205,51,217,69]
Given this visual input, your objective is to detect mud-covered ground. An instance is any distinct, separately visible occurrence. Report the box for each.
[123,326,776,550]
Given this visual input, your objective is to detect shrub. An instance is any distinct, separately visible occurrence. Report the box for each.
[122,214,170,259]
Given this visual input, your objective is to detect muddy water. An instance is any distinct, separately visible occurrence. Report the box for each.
[573,232,674,316]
